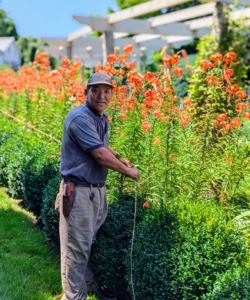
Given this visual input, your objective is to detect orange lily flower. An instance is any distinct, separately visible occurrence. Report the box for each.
[141,120,152,131]
[205,75,219,85]
[200,60,213,70]
[210,52,223,63]
[242,112,250,119]
[172,67,184,76]
[223,52,237,63]
[107,54,117,63]
[226,84,239,95]
[217,113,227,122]
[235,90,247,99]
[235,102,248,112]
[123,45,133,53]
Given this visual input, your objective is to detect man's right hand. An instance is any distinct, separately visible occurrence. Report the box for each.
[126,168,140,181]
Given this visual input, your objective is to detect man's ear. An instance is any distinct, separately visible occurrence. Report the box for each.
[84,89,88,97]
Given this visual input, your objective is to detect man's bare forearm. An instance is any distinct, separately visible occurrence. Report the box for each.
[91,147,139,180]
[91,147,129,174]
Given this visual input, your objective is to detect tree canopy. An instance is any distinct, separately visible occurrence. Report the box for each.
[0,9,57,68]
[0,9,18,39]
[116,0,202,16]
[116,0,148,10]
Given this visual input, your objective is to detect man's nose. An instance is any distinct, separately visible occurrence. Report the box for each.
[98,90,105,98]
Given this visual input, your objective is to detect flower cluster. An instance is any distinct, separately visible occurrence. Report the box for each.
[0,52,85,104]
[107,49,192,130]
[199,51,249,131]
[0,47,249,137]
[213,113,242,131]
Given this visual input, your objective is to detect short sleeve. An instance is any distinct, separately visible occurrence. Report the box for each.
[68,116,103,152]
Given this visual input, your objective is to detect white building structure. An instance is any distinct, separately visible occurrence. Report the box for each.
[0,37,22,70]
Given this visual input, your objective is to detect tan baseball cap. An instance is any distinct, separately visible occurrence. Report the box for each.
[87,72,113,87]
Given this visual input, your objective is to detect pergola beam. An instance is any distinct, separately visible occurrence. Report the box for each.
[113,32,129,39]
[42,38,68,47]
[67,26,92,42]
[205,0,250,5]
[41,43,167,59]
[43,0,250,64]
[73,15,206,36]
[231,7,250,19]
[107,0,192,24]
[150,2,216,27]
[187,16,213,31]
[132,34,161,43]
[107,0,250,25]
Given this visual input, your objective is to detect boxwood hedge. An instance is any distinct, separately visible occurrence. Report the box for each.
[1,115,250,300]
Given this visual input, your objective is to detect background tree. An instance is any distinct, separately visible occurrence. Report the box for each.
[0,9,18,39]
[116,0,202,17]
[17,37,57,68]
[0,9,57,68]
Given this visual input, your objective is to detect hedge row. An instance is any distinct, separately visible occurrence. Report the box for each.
[90,196,250,300]
[1,115,250,299]
[0,116,61,247]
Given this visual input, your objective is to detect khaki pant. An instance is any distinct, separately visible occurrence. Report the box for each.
[60,185,108,300]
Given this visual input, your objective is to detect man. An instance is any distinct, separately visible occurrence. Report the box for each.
[59,72,140,300]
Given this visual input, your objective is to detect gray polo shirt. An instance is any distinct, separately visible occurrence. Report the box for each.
[60,102,109,184]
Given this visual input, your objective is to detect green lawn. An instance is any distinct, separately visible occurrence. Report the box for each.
[0,188,98,300]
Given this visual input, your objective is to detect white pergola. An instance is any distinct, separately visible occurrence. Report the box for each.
[42,0,250,67]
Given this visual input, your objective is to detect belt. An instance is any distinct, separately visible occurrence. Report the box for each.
[74,182,105,188]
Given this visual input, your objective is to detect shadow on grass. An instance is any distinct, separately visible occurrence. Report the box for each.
[0,188,62,300]
[0,188,99,300]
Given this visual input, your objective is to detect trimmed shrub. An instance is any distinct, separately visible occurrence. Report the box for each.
[0,135,19,187]
[6,146,30,198]
[203,268,250,300]
[0,118,19,186]
[5,142,42,199]
[41,174,61,249]
[22,154,59,216]
[125,202,177,300]
[129,198,249,300]
[91,197,250,300]
[90,194,146,299]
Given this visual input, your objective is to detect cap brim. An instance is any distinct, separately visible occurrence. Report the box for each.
[88,81,113,87]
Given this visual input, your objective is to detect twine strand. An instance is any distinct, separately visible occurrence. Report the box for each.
[130,181,138,300]
[0,109,61,143]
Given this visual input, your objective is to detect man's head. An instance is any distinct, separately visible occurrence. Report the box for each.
[85,73,113,115]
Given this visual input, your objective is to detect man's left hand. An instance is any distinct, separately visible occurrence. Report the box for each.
[118,158,132,168]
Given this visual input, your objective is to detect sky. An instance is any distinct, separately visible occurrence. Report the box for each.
[0,0,119,38]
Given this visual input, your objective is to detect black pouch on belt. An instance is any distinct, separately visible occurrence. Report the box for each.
[63,182,75,217]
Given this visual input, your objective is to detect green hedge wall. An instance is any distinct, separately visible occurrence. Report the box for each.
[91,197,250,300]
[0,116,60,216]
[22,154,59,216]
[1,114,250,300]
[41,174,61,249]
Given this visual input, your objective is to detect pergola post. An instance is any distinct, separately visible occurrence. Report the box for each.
[67,41,72,60]
[102,30,114,64]
[139,49,147,72]
[81,62,85,82]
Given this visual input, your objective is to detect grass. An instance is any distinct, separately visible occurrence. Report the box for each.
[0,188,98,300]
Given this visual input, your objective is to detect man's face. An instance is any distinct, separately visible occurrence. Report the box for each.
[85,84,113,115]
